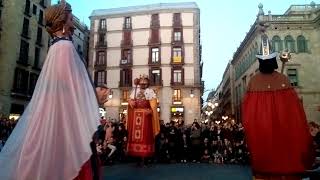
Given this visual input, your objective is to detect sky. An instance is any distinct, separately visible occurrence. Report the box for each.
[52,0,317,99]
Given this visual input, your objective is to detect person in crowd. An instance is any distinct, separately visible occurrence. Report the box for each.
[179,133,190,163]
[201,149,211,163]
[213,150,223,164]
[190,122,202,163]
[104,121,117,163]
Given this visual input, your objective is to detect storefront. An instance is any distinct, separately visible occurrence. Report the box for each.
[171,106,184,123]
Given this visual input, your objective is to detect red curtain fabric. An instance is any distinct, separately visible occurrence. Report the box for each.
[242,88,314,174]
[127,107,155,157]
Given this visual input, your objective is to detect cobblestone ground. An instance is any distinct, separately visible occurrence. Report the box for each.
[102,163,252,180]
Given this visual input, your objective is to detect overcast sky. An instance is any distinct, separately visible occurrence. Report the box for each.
[52,0,318,99]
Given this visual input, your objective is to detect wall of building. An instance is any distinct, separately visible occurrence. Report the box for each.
[0,0,51,117]
[89,5,202,125]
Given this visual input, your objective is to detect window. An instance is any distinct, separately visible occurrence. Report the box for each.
[174,31,182,41]
[150,29,159,43]
[151,47,159,63]
[38,10,43,24]
[287,69,298,87]
[284,35,295,52]
[173,13,181,26]
[297,35,307,53]
[32,4,37,15]
[22,18,29,37]
[95,71,106,86]
[173,47,182,63]
[98,33,105,45]
[13,68,29,94]
[150,69,161,85]
[242,75,247,91]
[173,69,182,83]
[122,90,129,102]
[122,49,131,64]
[36,27,42,44]
[34,47,40,68]
[120,69,132,87]
[151,14,159,26]
[25,0,30,14]
[124,17,131,29]
[39,0,46,7]
[29,73,38,95]
[272,36,282,52]
[100,19,106,30]
[173,89,182,102]
[173,47,182,57]
[96,51,106,65]
[19,40,29,64]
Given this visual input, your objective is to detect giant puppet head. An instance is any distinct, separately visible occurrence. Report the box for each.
[44,0,74,38]
[256,22,278,74]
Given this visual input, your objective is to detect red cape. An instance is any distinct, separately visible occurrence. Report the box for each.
[242,72,314,174]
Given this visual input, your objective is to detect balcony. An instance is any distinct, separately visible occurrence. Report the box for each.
[24,7,31,17]
[95,41,107,49]
[119,81,132,88]
[148,37,161,45]
[150,80,163,87]
[17,56,30,66]
[38,17,44,26]
[171,56,184,65]
[121,40,133,48]
[36,39,43,46]
[98,27,107,33]
[119,59,132,67]
[21,30,30,39]
[39,0,46,8]
[94,63,106,70]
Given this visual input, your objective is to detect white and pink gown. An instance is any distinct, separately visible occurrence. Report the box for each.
[0,38,100,180]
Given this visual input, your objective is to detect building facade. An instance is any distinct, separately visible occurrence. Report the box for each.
[89,3,203,124]
[213,3,320,123]
[0,0,51,118]
[72,16,90,66]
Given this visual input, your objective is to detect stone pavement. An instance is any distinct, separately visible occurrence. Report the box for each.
[102,163,252,180]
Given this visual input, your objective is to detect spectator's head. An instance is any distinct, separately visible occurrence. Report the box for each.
[160,133,165,139]
[118,124,125,131]
[204,138,209,144]
[212,140,217,145]
[123,136,127,142]
[182,133,187,139]
[204,149,209,155]
[160,120,164,125]
[309,121,319,136]
[192,122,200,130]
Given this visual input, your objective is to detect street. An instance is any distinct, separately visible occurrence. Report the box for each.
[102,163,252,180]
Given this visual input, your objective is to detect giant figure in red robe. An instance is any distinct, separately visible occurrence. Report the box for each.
[127,75,160,164]
[242,22,314,180]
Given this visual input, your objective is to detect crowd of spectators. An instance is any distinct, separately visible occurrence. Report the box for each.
[94,118,250,166]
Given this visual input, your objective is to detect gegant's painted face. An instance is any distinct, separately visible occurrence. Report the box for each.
[139,79,149,89]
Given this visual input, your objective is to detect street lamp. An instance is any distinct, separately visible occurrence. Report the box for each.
[190,89,194,98]
[108,90,113,99]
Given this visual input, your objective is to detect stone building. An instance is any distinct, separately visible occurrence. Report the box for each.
[88,3,203,124]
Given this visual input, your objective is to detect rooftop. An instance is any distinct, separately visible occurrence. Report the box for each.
[90,2,198,17]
